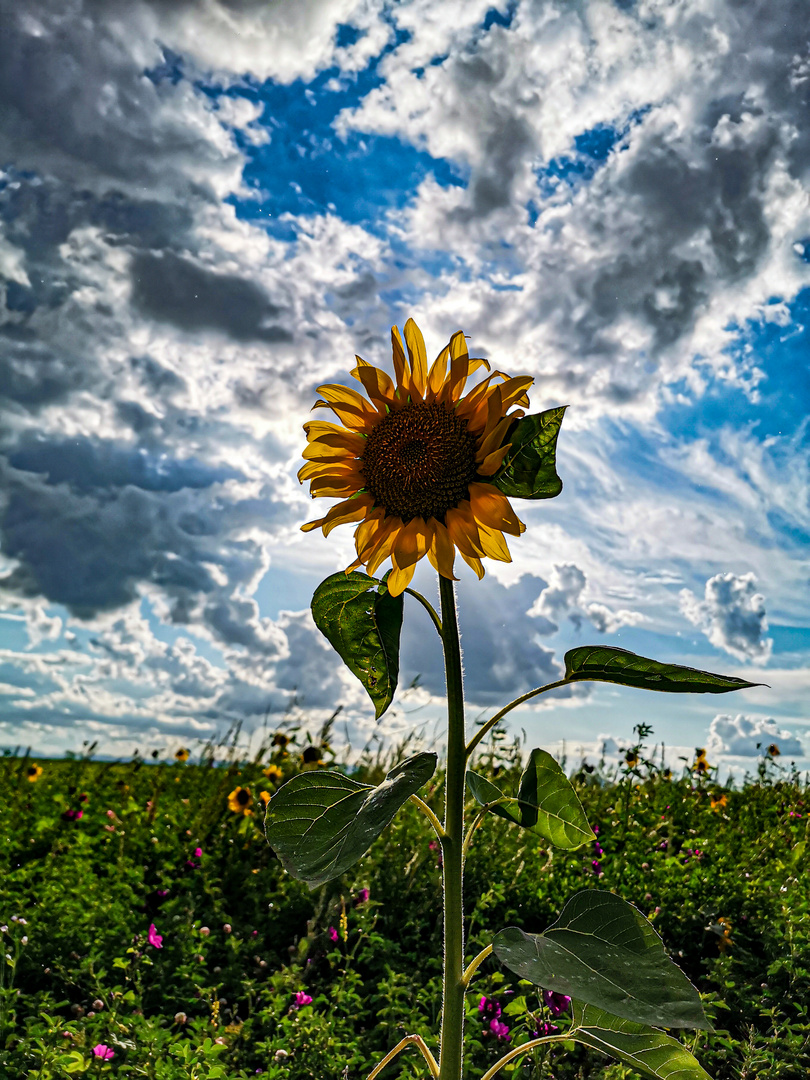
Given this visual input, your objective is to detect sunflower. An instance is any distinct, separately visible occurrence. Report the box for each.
[227,786,254,816]
[263,764,283,785]
[175,748,190,763]
[26,764,43,783]
[299,318,532,596]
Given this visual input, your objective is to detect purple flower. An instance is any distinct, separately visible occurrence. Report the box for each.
[62,808,83,821]
[293,991,312,1008]
[93,1044,115,1059]
[489,1018,511,1041]
[478,996,502,1019]
[327,926,339,942]
[147,924,163,949]
[543,989,571,1018]
[355,887,369,905]
[532,1022,559,1038]
[194,847,203,857]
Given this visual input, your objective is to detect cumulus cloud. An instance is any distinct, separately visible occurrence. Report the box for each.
[527,563,645,634]
[707,714,803,758]
[679,572,772,663]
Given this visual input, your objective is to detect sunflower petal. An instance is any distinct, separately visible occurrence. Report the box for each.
[308,475,362,497]
[403,318,428,401]
[477,524,512,562]
[477,443,511,475]
[427,343,450,399]
[496,375,534,412]
[428,519,457,580]
[312,399,376,432]
[392,516,430,569]
[355,508,387,556]
[321,493,374,537]
[445,504,485,558]
[460,552,485,580]
[352,361,396,409]
[297,459,359,482]
[365,518,403,576]
[468,482,525,536]
[387,561,417,597]
[304,420,355,440]
[476,414,513,460]
[391,325,410,395]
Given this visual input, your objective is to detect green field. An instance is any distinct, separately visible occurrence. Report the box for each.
[2,727,808,1079]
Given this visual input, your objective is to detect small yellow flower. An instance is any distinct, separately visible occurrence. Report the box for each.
[624,750,639,769]
[299,318,532,595]
[227,786,254,816]
[661,768,672,781]
[259,790,272,807]
[767,743,780,757]
[263,764,283,785]
[271,733,290,749]
[175,748,190,763]
[26,764,43,783]
[693,748,710,775]
[716,917,733,952]
[710,792,728,812]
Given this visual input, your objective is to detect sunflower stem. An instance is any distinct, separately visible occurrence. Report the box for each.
[438,574,466,1080]
[465,678,570,759]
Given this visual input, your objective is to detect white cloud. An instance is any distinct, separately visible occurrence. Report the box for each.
[707,713,803,758]
[527,562,645,634]
[679,572,772,663]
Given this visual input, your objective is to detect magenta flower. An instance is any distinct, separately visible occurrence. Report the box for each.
[194,847,203,857]
[532,1021,559,1038]
[489,1018,511,1041]
[355,887,370,905]
[147,924,163,949]
[93,1044,115,1059]
[328,926,339,942]
[542,989,571,1018]
[293,991,312,1008]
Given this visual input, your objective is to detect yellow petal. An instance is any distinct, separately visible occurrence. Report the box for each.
[365,518,403,576]
[391,325,410,395]
[297,459,359,482]
[391,516,430,569]
[301,516,327,533]
[304,430,365,454]
[312,399,376,432]
[386,561,416,597]
[303,420,354,440]
[321,493,374,537]
[460,552,485,580]
[445,504,485,558]
[352,361,396,409]
[468,482,524,536]
[308,476,362,497]
[477,443,511,475]
[426,343,449,399]
[476,415,512,461]
[428,519,457,580]
[497,375,534,412]
[355,508,387,556]
[477,524,512,562]
[403,318,427,400]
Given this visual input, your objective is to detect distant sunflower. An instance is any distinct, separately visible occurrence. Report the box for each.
[302,746,324,771]
[26,764,43,783]
[299,318,531,595]
[175,748,190,763]
[227,786,254,816]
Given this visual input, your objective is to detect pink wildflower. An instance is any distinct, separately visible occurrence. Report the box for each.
[542,989,571,1017]
[194,847,203,857]
[489,1018,511,1041]
[293,991,312,1008]
[147,924,163,949]
[93,1044,115,1059]
[328,926,339,942]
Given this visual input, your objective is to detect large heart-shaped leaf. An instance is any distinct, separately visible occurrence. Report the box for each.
[491,406,567,500]
[312,571,403,718]
[265,752,436,888]
[571,1001,713,1080]
[493,890,710,1029]
[466,748,594,850]
[564,646,762,695]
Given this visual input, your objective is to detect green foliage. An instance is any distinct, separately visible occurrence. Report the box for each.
[563,646,764,694]
[570,1001,713,1080]
[467,748,594,849]
[493,890,710,1029]
[265,752,437,888]
[311,572,403,718]
[491,406,567,500]
[1,733,808,1080]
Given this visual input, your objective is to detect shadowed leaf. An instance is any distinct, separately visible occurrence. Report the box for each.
[571,1001,713,1080]
[466,748,594,849]
[493,890,711,1029]
[312,571,403,718]
[491,406,566,500]
[564,646,763,694]
[265,752,437,888]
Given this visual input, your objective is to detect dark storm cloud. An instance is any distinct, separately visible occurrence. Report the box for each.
[130,251,293,343]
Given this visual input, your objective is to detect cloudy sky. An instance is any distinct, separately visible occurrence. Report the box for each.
[1,0,808,773]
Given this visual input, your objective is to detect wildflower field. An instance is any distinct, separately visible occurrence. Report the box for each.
[2,727,808,1080]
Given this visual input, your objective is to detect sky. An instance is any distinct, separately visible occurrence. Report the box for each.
[0,0,808,775]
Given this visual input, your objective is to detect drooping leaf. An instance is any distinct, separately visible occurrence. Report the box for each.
[466,748,594,849]
[493,890,711,1029]
[265,752,436,888]
[570,1001,713,1080]
[491,406,567,500]
[564,646,763,695]
[311,571,404,718]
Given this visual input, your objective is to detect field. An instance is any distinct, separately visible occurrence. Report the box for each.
[2,725,808,1080]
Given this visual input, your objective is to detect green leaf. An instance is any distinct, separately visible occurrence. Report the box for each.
[491,406,567,500]
[564,646,763,694]
[311,571,404,719]
[493,890,711,1029]
[265,752,436,888]
[570,1001,713,1080]
[466,748,594,850]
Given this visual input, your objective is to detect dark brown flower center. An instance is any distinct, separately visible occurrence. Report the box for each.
[361,402,478,522]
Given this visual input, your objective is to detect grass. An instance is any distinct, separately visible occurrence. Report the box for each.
[1,722,808,1079]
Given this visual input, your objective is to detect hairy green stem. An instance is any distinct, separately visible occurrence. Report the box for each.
[480,1033,573,1080]
[466,678,569,759]
[462,943,493,986]
[365,1034,439,1079]
[410,793,446,839]
[438,574,466,1080]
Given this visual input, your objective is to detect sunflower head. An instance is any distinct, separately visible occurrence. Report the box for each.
[26,764,43,783]
[227,786,254,816]
[299,318,532,596]
[175,748,190,763]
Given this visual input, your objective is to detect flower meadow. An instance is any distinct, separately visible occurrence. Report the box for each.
[2,727,808,1079]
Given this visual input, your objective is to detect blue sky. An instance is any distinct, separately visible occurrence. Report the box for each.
[0,0,808,771]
